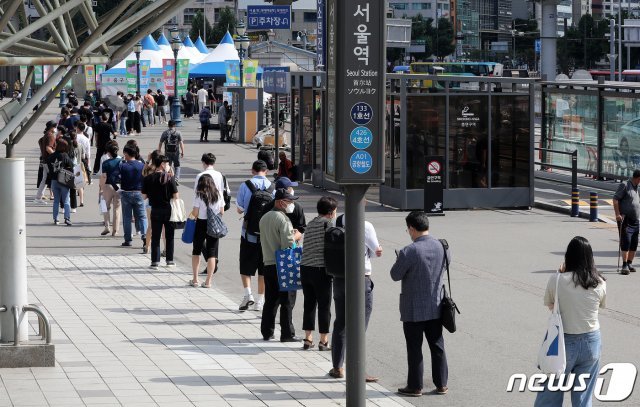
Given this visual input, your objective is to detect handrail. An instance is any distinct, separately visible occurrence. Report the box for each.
[0,305,6,312]
[535,147,578,191]
[22,305,52,344]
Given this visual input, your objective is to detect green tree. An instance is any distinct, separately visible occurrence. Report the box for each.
[410,14,435,60]
[190,10,212,44]
[433,18,455,60]
[210,6,237,45]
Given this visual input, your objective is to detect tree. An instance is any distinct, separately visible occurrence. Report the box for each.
[210,7,237,45]
[433,18,455,60]
[410,14,435,60]
[190,10,212,44]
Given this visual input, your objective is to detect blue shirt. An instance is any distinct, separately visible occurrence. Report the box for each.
[119,159,145,191]
[236,175,271,243]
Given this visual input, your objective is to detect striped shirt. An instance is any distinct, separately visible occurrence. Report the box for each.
[301,216,331,268]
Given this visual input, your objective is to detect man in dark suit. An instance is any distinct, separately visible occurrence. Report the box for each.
[390,211,449,397]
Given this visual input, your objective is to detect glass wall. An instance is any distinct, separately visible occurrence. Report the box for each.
[385,95,401,186]
[314,92,323,172]
[602,96,640,178]
[491,95,530,187]
[406,96,446,189]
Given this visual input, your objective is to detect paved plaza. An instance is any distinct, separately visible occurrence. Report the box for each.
[1,104,640,406]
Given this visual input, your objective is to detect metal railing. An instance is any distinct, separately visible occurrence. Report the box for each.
[535,148,578,191]
[1,304,52,346]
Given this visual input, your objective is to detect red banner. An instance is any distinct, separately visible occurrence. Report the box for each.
[162,59,175,97]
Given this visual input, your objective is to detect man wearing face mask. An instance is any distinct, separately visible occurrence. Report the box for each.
[259,188,302,342]
[265,177,307,237]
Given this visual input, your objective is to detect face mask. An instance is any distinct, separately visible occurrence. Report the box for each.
[288,189,295,196]
[285,203,295,214]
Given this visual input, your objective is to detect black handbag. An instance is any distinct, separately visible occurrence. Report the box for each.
[439,239,460,333]
[222,175,231,211]
[56,168,75,189]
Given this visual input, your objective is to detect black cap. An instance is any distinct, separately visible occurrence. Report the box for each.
[274,188,298,201]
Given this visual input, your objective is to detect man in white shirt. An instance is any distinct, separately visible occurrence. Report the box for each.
[75,122,91,186]
[197,86,208,115]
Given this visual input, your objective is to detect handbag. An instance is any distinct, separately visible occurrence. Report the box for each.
[439,239,460,333]
[181,218,196,244]
[73,164,85,189]
[275,244,303,292]
[169,198,187,229]
[56,168,75,189]
[206,206,228,238]
[99,197,108,214]
[537,272,566,375]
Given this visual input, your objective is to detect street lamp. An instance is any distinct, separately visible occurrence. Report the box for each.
[133,41,142,97]
[235,20,250,87]
[170,26,182,127]
[296,30,308,51]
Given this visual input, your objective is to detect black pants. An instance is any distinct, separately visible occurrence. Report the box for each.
[200,123,209,141]
[82,158,91,183]
[126,111,134,132]
[220,124,228,141]
[150,208,175,263]
[133,112,141,133]
[261,265,296,340]
[403,319,448,390]
[301,266,332,333]
[93,147,105,174]
[331,276,373,369]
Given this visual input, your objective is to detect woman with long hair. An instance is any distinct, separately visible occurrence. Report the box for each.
[189,174,222,288]
[535,236,607,407]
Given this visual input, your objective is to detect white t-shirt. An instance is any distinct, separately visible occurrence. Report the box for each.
[77,133,91,162]
[194,167,225,212]
[197,88,208,105]
[338,214,380,276]
[193,196,221,220]
[544,272,606,334]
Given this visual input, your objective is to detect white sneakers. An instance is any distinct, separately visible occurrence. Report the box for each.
[239,294,255,311]
[254,299,264,311]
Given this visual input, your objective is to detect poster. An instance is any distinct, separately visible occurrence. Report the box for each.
[95,64,105,92]
[19,66,27,85]
[162,59,175,97]
[177,59,189,97]
[225,60,240,86]
[139,60,151,94]
[34,66,43,86]
[243,59,259,87]
[126,60,137,95]
[84,65,95,91]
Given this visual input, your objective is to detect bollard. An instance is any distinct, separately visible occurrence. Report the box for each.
[590,192,598,222]
[571,188,580,217]
[58,88,67,107]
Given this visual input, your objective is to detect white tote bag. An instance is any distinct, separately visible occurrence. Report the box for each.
[73,164,85,189]
[99,197,108,214]
[169,198,187,223]
[537,272,566,375]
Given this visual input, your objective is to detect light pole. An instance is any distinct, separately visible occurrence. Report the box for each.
[234,20,249,87]
[134,41,142,96]
[170,26,182,127]
[297,30,308,51]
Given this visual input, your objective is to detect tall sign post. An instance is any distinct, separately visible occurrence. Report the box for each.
[325,1,385,405]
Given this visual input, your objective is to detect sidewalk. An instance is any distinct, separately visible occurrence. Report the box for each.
[0,254,412,407]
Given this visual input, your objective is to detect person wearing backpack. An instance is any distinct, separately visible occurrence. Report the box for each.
[99,142,122,236]
[328,203,382,382]
[235,160,271,311]
[157,120,185,183]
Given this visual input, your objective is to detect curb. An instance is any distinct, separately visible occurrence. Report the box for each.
[534,200,616,224]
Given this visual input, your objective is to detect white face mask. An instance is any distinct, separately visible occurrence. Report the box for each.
[285,203,295,214]
[288,189,295,196]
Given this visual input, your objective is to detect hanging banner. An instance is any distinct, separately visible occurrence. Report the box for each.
[95,64,105,92]
[225,60,240,86]
[126,60,137,94]
[19,66,27,85]
[176,59,189,97]
[243,60,259,87]
[34,66,43,86]
[84,65,96,91]
[139,60,151,94]
[317,0,326,69]
[162,59,175,97]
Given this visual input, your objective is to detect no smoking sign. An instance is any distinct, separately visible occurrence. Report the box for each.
[427,161,441,175]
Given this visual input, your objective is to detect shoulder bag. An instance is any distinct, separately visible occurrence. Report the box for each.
[169,197,187,229]
[439,239,460,333]
[537,272,566,375]
[206,206,228,238]
[56,165,76,189]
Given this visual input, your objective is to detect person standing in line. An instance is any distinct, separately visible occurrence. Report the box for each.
[143,89,156,127]
[329,203,381,383]
[99,142,121,236]
[199,106,212,142]
[74,123,90,206]
[93,113,117,174]
[34,122,57,204]
[534,236,606,407]
[390,211,449,397]
[235,160,271,311]
[157,120,185,183]
[184,88,194,118]
[218,101,229,142]
[47,140,74,226]
[155,90,166,125]
[300,196,338,351]
[118,145,147,249]
[613,169,640,275]
[259,188,300,342]
[197,86,208,116]
[207,85,215,111]
[134,95,144,131]
[189,174,222,288]
[142,154,179,269]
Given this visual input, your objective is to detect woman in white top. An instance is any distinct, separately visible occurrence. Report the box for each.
[189,174,223,288]
[535,236,607,407]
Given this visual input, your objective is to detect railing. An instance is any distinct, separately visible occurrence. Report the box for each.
[535,148,578,191]
[0,304,52,346]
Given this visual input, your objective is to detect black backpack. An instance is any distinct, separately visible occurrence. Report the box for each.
[165,130,179,153]
[243,180,273,236]
[324,215,345,278]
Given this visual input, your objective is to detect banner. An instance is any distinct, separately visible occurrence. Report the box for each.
[19,66,27,85]
[84,65,96,91]
[95,64,105,91]
[126,60,137,94]
[177,59,189,98]
[140,60,151,94]
[34,66,43,86]
[317,0,326,68]
[243,60,259,87]
[225,60,240,86]
[162,59,175,97]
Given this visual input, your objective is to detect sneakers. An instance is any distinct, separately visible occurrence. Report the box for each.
[329,368,344,379]
[149,262,159,270]
[121,241,132,247]
[435,386,448,395]
[71,208,77,213]
[166,261,176,267]
[101,228,110,236]
[239,294,255,311]
[33,198,48,205]
[64,219,72,226]
[53,219,59,225]
[629,264,636,272]
[397,387,422,397]
[253,299,264,311]
[621,263,631,275]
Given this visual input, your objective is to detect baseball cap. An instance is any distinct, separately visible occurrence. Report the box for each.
[275,177,298,189]
[274,188,298,201]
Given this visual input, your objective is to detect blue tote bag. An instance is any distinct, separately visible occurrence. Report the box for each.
[275,245,303,292]
[181,218,196,244]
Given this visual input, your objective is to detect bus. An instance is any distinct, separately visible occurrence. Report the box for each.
[410,62,500,77]
[588,70,640,82]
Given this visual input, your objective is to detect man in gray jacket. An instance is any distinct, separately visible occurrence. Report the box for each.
[390,211,449,397]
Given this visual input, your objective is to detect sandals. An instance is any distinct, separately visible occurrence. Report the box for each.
[303,339,315,350]
[189,280,199,287]
[318,341,330,351]
[200,282,211,288]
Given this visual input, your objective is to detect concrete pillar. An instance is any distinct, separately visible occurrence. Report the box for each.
[541,0,558,80]
[0,159,28,343]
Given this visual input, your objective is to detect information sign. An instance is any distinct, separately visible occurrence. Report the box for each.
[247,6,291,30]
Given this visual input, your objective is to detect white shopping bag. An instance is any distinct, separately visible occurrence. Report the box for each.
[73,164,85,189]
[99,198,108,214]
[537,273,566,375]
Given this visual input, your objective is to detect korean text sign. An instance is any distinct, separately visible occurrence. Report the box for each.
[247,6,291,30]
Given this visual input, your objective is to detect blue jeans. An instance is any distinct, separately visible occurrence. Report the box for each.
[51,179,70,221]
[535,330,601,407]
[119,116,127,135]
[120,191,147,243]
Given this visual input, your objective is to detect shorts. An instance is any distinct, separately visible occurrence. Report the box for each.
[239,236,264,276]
[620,218,639,252]
[166,152,180,168]
[192,219,219,258]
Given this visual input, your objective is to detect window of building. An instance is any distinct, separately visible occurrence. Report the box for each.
[443,4,449,9]
[391,3,408,10]
[292,11,296,22]
[303,12,317,22]
[411,2,430,9]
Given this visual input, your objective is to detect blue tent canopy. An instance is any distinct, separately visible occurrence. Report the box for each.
[141,35,160,51]
[157,33,170,46]
[195,36,209,54]
[183,36,196,48]
[220,31,234,45]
